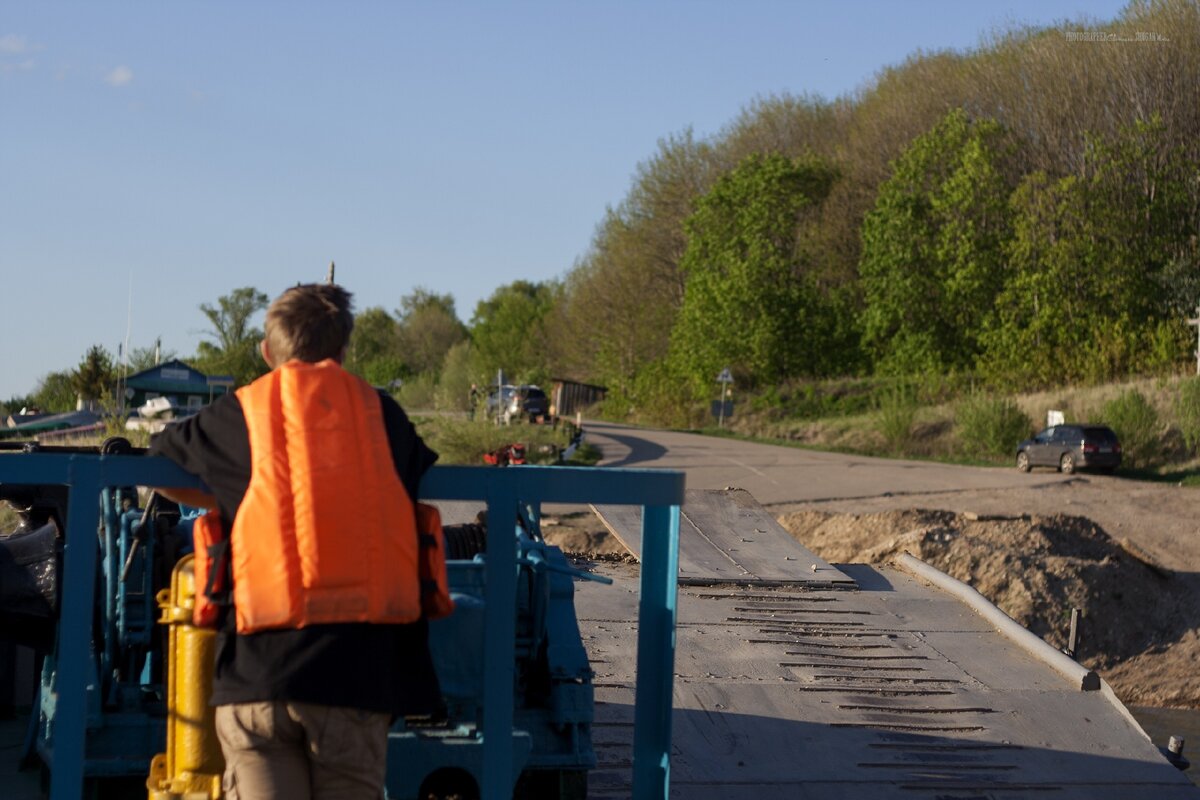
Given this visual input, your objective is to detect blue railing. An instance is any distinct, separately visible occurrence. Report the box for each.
[0,454,684,800]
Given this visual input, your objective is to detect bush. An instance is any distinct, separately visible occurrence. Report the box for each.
[1102,389,1160,468]
[955,393,1033,459]
[874,384,917,452]
[1176,377,1200,456]
[418,417,572,465]
[599,360,701,429]
[395,372,438,411]
[434,340,476,413]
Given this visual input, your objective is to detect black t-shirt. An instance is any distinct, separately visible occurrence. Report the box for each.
[148,390,441,715]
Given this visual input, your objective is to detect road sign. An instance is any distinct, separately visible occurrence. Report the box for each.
[715,368,733,427]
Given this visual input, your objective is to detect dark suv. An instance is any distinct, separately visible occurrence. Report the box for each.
[507,385,548,423]
[1016,424,1121,474]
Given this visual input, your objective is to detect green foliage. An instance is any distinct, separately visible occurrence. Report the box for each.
[551,131,717,392]
[72,345,116,405]
[670,152,844,390]
[564,441,603,466]
[860,109,1014,374]
[0,502,19,532]
[199,287,268,353]
[396,289,467,376]
[1144,320,1191,376]
[596,358,701,429]
[29,371,77,413]
[193,287,269,386]
[469,280,556,383]
[1175,378,1200,456]
[345,307,400,381]
[125,343,176,373]
[417,417,574,466]
[982,119,1197,384]
[435,340,477,413]
[874,383,918,453]
[395,372,438,411]
[547,1,1200,405]
[359,356,406,389]
[955,393,1032,458]
[1102,390,1161,468]
[750,377,918,421]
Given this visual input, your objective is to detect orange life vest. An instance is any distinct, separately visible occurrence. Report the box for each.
[191,359,453,633]
[191,509,227,628]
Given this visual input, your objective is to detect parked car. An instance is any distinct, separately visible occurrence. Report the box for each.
[486,384,517,417]
[1016,424,1121,474]
[486,384,549,423]
[506,385,548,424]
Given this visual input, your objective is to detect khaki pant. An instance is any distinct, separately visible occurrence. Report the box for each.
[215,701,390,800]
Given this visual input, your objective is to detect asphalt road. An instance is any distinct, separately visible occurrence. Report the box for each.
[583,419,1200,571]
[585,419,1072,507]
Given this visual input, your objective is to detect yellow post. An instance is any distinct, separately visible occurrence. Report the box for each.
[147,554,224,800]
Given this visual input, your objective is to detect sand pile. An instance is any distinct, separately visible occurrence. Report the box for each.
[777,508,1200,708]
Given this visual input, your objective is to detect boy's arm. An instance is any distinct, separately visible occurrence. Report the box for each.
[154,486,218,509]
[379,393,438,498]
[146,394,251,516]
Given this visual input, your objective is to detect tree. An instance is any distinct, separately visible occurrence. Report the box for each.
[125,341,176,373]
[551,131,717,390]
[395,289,467,377]
[345,307,404,385]
[193,287,269,386]
[434,339,476,412]
[470,281,557,383]
[980,172,1095,383]
[859,109,1015,374]
[10,371,76,414]
[981,118,1198,382]
[72,345,116,406]
[669,153,842,389]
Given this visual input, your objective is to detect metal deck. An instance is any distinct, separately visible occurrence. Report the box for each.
[595,489,855,587]
[5,482,1194,798]
[581,490,1197,799]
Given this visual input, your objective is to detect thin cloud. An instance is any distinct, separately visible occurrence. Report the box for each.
[0,34,32,54]
[0,59,34,75]
[105,65,133,87]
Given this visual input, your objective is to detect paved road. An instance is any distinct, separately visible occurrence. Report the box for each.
[583,419,1200,571]
[585,419,1071,507]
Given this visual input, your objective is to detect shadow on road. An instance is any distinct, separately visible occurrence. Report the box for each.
[593,430,668,469]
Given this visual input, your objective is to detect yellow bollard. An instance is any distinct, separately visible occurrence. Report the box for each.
[147,554,224,800]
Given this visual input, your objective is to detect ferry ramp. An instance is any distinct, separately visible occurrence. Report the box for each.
[580,488,1197,799]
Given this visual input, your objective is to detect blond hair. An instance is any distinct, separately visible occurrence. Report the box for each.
[264,283,354,364]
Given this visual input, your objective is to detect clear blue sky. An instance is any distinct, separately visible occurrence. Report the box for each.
[0,1,1129,400]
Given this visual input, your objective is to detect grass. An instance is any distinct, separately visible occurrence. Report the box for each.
[414,415,592,466]
[712,373,1200,485]
[564,441,603,466]
[0,502,18,532]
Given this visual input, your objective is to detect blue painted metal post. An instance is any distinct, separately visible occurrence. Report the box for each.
[631,503,680,800]
[51,458,101,800]
[481,476,518,799]
[101,489,118,690]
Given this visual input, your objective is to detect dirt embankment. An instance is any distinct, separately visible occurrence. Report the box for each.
[777,507,1200,709]
[540,511,635,562]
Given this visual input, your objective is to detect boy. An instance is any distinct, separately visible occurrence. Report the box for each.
[151,283,440,800]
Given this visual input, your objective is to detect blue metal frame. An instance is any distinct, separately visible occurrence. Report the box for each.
[0,455,684,800]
